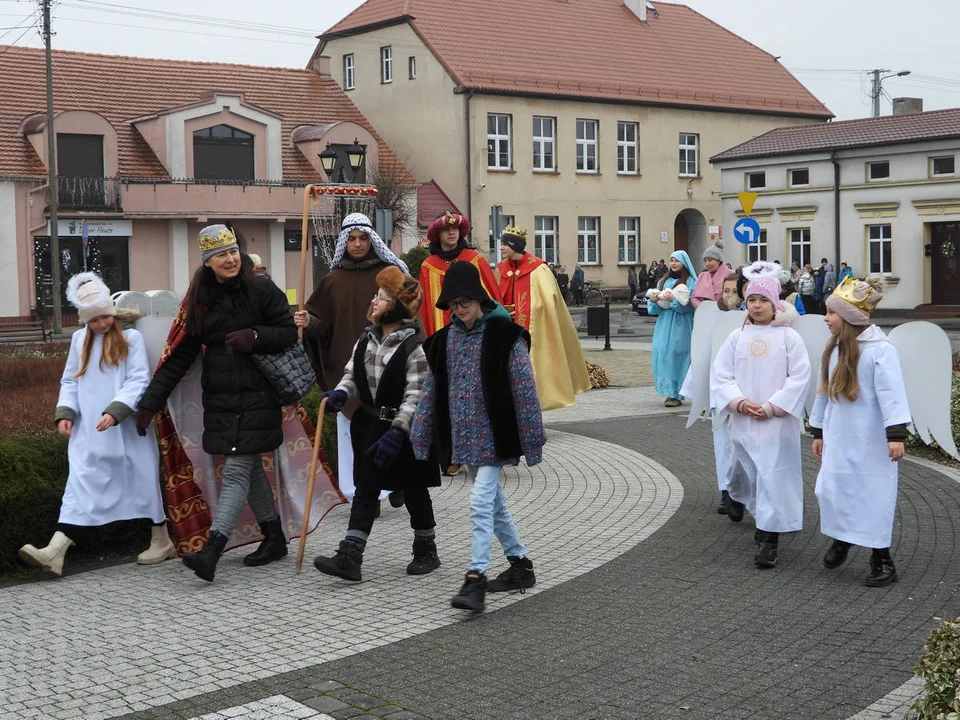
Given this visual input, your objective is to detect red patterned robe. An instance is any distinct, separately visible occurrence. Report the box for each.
[418,249,502,336]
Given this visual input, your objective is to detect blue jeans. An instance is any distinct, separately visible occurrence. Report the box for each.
[468,465,527,574]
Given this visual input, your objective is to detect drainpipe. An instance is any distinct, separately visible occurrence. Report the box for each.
[831,151,841,268]
[463,90,473,222]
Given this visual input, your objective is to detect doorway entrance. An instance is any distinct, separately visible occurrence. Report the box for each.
[673,209,707,263]
[931,222,960,305]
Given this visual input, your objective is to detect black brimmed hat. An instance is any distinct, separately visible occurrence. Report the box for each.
[435,261,493,310]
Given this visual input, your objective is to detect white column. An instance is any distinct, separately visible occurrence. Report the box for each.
[268,222,286,293]
[0,183,21,316]
[168,220,190,296]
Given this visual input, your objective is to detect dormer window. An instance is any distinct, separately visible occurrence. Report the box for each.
[193,125,254,180]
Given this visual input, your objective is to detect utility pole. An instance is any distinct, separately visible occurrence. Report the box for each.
[43,0,62,334]
[868,68,911,118]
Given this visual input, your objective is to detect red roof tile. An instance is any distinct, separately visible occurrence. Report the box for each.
[710,108,960,162]
[417,180,461,228]
[322,0,831,119]
[0,46,414,183]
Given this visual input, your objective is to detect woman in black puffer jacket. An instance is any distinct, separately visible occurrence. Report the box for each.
[136,224,297,582]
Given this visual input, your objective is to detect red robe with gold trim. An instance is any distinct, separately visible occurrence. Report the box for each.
[418,249,502,336]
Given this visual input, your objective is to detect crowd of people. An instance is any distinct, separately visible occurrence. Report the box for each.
[18,213,904,603]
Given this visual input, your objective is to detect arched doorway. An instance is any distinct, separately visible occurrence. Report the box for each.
[674,209,707,265]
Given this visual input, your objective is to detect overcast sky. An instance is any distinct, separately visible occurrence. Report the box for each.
[4,0,959,121]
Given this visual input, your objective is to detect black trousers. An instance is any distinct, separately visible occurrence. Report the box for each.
[348,485,436,536]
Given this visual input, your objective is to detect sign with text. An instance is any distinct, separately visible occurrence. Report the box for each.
[47,219,133,237]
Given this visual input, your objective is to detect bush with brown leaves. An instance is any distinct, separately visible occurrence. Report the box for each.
[0,349,69,435]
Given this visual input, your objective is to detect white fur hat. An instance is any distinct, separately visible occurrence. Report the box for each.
[66,272,117,325]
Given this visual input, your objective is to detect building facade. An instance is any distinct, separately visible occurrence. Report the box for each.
[314,0,832,289]
[0,47,416,321]
[711,108,960,311]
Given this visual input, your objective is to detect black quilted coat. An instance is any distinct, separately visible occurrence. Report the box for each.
[139,274,297,455]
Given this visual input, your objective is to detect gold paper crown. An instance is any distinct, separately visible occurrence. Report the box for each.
[502,225,528,240]
[198,225,237,252]
[831,276,883,316]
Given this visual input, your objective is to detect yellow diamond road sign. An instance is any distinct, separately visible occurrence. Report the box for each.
[737,192,758,217]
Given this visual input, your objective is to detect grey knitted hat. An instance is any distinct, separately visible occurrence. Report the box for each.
[703,239,724,262]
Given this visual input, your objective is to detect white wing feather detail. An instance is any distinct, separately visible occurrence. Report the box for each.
[684,301,721,428]
[888,322,959,461]
[790,314,831,416]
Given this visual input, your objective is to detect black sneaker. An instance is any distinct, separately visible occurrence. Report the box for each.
[865,550,897,587]
[451,571,487,612]
[823,539,852,569]
[717,491,729,515]
[725,495,745,523]
[754,532,779,569]
[406,537,441,576]
[487,556,536,593]
[313,540,363,582]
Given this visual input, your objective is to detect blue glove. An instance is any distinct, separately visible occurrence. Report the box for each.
[368,426,406,470]
[321,389,348,412]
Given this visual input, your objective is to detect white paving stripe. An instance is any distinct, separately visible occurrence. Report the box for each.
[188,695,330,719]
[0,429,682,720]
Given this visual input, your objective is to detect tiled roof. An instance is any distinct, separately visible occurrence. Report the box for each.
[0,46,414,183]
[417,180,461,228]
[322,0,831,119]
[710,108,960,162]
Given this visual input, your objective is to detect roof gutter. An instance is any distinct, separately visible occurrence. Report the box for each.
[831,151,841,269]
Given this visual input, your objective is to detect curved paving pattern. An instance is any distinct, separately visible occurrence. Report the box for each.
[0,429,681,720]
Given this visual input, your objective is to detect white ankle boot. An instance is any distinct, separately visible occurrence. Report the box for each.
[18,531,74,576]
[137,524,177,565]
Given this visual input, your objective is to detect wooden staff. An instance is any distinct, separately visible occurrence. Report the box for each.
[297,184,316,340]
[296,395,328,574]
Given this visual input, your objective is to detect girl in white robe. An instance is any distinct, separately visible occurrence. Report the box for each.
[711,273,811,569]
[18,273,175,577]
[810,276,909,587]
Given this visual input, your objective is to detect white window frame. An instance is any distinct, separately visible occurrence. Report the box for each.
[746,171,766,190]
[931,155,956,178]
[868,224,893,274]
[867,160,890,182]
[532,116,556,172]
[618,217,639,264]
[679,133,699,177]
[789,227,811,268]
[747,229,768,264]
[380,46,393,84]
[534,216,558,264]
[577,216,600,265]
[488,214,514,264]
[486,113,512,170]
[617,121,638,174]
[788,167,810,187]
[576,119,598,173]
[343,54,355,90]
[408,56,416,80]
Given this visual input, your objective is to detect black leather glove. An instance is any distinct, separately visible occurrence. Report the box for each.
[225,328,257,353]
[135,408,155,437]
[368,426,406,470]
[321,389,348,412]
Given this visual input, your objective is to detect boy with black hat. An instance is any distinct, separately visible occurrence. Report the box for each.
[411,261,546,612]
[313,266,441,581]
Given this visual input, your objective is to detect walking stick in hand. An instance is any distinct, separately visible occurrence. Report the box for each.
[296,395,327,574]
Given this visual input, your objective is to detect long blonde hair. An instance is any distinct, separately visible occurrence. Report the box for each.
[74,321,129,377]
[818,320,865,402]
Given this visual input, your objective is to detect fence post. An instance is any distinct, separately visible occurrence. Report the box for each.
[603,298,612,351]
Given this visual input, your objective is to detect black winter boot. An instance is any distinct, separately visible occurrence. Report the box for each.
[451,571,487,612]
[313,540,363,582]
[725,494,745,523]
[406,537,441,575]
[754,531,779,569]
[823,539,852,569]
[717,490,730,515]
[243,516,288,567]
[182,530,229,582]
[487,556,536,592]
[865,549,897,587]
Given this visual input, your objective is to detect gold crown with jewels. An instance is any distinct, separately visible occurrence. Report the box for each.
[502,225,528,240]
[198,225,237,253]
[831,276,883,316]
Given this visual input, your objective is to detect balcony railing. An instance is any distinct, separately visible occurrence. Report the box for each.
[55,176,122,212]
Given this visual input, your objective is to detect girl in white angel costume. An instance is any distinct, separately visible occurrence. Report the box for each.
[711,271,811,569]
[810,276,910,587]
[18,273,175,576]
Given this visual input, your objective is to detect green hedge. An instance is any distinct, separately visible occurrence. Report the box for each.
[913,616,960,719]
[301,386,340,473]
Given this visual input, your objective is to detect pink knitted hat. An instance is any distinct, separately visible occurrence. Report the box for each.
[744,276,782,310]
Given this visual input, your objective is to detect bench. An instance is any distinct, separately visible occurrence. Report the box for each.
[0,320,50,344]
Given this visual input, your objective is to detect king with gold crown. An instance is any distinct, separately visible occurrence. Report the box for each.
[496,225,590,410]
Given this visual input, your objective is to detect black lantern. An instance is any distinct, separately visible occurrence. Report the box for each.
[318,143,337,175]
[346,138,366,171]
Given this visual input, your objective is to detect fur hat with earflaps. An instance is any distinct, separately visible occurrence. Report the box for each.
[369,265,424,325]
[66,272,118,325]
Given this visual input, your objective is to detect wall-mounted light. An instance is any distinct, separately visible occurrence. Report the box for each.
[318,143,337,174]
[346,138,366,172]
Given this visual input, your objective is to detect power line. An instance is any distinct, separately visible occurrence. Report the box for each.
[0,7,36,41]
[54,14,316,45]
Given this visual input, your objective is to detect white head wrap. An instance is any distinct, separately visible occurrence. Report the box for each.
[66,271,117,325]
[330,213,409,273]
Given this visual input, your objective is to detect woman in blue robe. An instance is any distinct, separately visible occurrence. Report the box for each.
[648,250,698,407]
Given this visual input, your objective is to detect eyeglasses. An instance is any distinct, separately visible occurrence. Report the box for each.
[448,298,475,310]
[372,293,392,303]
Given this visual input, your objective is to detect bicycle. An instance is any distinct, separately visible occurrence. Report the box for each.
[583,280,605,307]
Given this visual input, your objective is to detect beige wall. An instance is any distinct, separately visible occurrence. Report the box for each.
[321,24,468,211]
[130,220,170,291]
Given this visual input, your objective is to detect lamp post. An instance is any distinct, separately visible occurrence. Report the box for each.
[318,143,337,177]
[346,138,366,179]
[869,69,911,117]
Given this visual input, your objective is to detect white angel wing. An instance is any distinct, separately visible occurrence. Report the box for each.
[708,311,747,431]
[790,313,831,416]
[888,322,959,460]
[684,301,721,428]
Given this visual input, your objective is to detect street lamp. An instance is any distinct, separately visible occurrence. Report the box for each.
[870,69,911,117]
[318,143,337,175]
[346,138,366,172]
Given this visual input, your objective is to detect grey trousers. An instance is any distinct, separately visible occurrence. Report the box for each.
[210,454,278,536]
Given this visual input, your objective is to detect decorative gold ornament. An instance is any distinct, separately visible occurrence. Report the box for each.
[830,276,883,316]
[198,227,237,253]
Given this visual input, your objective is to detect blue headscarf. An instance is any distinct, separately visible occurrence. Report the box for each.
[669,250,698,279]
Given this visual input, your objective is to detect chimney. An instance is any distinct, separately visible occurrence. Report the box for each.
[892,97,923,116]
[312,55,332,77]
[623,0,647,21]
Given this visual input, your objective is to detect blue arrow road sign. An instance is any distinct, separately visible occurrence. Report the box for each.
[733,217,761,245]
